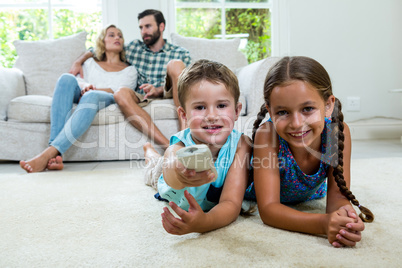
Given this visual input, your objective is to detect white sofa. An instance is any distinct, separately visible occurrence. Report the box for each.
[0,32,279,161]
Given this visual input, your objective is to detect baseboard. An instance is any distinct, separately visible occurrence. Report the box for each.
[348,118,402,140]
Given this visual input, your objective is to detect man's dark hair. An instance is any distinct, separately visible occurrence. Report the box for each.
[138,9,166,27]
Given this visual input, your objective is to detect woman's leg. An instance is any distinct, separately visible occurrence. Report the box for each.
[20,74,81,173]
[50,90,115,155]
[20,90,114,173]
[49,73,81,144]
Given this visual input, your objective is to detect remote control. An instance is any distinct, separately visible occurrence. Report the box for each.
[176,144,218,181]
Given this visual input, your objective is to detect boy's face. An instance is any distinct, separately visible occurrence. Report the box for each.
[178,80,241,148]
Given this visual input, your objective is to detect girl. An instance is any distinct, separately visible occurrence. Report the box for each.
[245,56,374,247]
[20,25,137,172]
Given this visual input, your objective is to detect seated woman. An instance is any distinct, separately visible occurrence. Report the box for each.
[20,25,137,173]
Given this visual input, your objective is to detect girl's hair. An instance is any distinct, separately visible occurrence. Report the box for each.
[252,56,374,222]
[177,59,240,109]
[95,24,126,62]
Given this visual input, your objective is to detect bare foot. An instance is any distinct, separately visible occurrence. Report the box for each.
[47,155,64,170]
[20,156,49,173]
[19,146,59,173]
[143,142,162,165]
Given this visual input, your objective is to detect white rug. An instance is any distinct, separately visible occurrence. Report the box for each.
[1,158,401,267]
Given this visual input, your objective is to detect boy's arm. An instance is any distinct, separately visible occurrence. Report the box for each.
[69,50,94,78]
[200,135,252,231]
[162,135,252,234]
[162,143,215,190]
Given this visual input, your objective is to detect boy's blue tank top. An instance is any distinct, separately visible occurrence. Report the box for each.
[158,128,243,211]
[245,118,332,203]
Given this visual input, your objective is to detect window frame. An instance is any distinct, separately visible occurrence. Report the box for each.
[0,0,102,40]
[174,0,272,39]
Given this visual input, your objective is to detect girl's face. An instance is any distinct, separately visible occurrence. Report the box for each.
[104,27,124,53]
[178,80,241,148]
[267,80,335,151]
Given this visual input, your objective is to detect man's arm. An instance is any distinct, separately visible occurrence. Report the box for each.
[69,50,94,78]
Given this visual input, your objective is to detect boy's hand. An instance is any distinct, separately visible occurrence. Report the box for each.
[175,158,215,187]
[327,205,364,248]
[161,190,207,235]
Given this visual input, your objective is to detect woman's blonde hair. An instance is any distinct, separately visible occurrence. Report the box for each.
[94,24,126,62]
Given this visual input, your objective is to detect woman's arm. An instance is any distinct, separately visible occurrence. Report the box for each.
[69,50,94,78]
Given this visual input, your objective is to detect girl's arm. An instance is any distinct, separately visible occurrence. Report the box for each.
[325,122,365,247]
[326,122,353,213]
[254,122,355,236]
[162,143,216,190]
[162,135,252,234]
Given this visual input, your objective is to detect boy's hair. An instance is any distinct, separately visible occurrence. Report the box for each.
[95,24,126,62]
[138,9,166,28]
[178,59,240,109]
[252,56,374,223]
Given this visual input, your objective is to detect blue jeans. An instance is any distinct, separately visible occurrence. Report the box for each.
[49,73,115,155]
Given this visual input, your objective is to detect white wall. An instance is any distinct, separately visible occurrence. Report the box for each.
[273,0,402,122]
[103,0,175,45]
[106,0,402,123]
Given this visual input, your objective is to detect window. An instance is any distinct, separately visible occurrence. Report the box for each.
[175,0,272,63]
[0,0,102,68]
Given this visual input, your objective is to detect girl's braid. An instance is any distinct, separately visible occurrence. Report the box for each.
[246,104,269,187]
[331,98,374,222]
[252,104,269,142]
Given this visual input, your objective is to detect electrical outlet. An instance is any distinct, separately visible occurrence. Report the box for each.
[347,97,360,111]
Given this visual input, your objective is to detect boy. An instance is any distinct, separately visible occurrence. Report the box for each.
[143,59,252,235]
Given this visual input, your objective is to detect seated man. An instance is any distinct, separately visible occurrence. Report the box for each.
[70,9,191,150]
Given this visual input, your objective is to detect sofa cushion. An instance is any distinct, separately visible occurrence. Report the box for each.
[171,33,248,70]
[0,67,26,120]
[13,32,87,97]
[8,95,52,123]
[7,96,178,125]
[236,57,280,117]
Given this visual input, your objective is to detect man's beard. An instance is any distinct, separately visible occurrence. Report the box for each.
[143,29,161,46]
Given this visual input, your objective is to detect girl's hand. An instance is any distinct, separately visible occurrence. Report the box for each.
[327,205,364,247]
[332,205,365,247]
[81,84,96,96]
[175,159,215,188]
[161,190,207,235]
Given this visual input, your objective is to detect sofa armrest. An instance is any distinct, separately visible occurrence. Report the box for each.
[0,67,26,120]
[236,57,281,117]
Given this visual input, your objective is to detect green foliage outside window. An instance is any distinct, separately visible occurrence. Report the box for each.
[176,7,271,63]
[0,9,101,68]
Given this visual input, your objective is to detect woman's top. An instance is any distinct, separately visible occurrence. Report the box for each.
[76,58,137,92]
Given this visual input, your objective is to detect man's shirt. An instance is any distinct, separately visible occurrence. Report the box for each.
[124,39,191,94]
